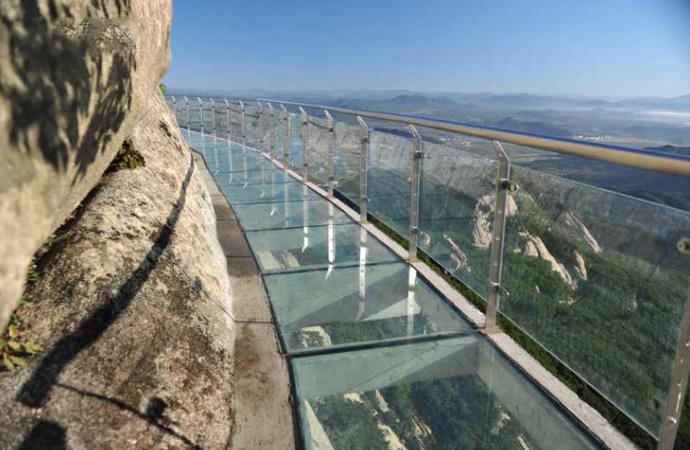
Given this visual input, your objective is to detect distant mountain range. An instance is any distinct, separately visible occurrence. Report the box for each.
[168,88,690,111]
[170,88,690,147]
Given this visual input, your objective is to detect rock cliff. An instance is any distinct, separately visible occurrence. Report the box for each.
[0,0,172,327]
[0,94,235,449]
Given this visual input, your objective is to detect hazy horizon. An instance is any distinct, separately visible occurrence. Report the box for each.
[165,86,690,101]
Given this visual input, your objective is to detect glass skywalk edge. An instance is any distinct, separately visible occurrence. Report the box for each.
[292,335,602,450]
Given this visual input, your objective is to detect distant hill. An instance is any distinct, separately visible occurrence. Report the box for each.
[332,94,456,113]
[646,145,690,156]
[487,117,571,137]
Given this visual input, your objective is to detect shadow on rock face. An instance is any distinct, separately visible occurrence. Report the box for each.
[17,155,195,408]
[53,383,203,449]
[18,420,68,450]
[0,0,135,182]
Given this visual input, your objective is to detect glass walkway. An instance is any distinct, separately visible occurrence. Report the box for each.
[182,129,602,450]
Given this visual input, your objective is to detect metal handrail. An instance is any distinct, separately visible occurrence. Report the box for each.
[263,99,690,179]
[181,97,685,180]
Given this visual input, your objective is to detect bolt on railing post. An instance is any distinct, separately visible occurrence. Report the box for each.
[280,104,289,162]
[325,110,335,199]
[658,272,690,450]
[357,116,370,224]
[197,97,204,134]
[485,141,512,333]
[409,125,423,262]
[299,107,309,183]
[184,96,190,130]
[239,100,246,151]
[267,103,276,160]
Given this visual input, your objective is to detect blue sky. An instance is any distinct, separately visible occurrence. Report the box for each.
[165,0,690,97]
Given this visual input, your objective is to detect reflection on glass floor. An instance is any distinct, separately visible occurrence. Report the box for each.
[247,223,399,273]
[182,129,602,449]
[220,181,322,205]
[292,336,598,450]
[233,198,353,231]
[264,262,473,352]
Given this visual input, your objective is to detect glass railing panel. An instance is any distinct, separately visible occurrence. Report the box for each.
[273,111,285,161]
[175,103,187,128]
[233,198,354,231]
[501,164,690,436]
[211,103,227,136]
[264,262,473,352]
[244,106,260,148]
[287,112,304,170]
[292,335,600,449]
[232,105,245,143]
[333,121,361,202]
[187,103,202,132]
[306,116,331,187]
[246,223,400,273]
[418,140,499,299]
[367,130,413,236]
[200,101,214,131]
[253,108,270,153]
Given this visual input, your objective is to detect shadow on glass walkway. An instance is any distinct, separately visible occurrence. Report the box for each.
[183,129,602,450]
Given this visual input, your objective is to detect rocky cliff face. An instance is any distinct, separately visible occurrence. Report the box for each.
[0,0,172,327]
[0,95,235,449]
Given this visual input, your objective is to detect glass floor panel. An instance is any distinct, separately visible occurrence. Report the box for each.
[292,335,600,450]
[246,223,400,273]
[233,198,354,231]
[220,181,322,205]
[205,154,277,174]
[263,262,473,352]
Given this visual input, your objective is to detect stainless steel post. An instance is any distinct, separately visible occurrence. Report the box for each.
[267,103,276,159]
[300,107,309,183]
[224,99,231,142]
[409,125,423,262]
[239,100,246,152]
[256,102,264,152]
[184,96,190,129]
[280,104,289,162]
[658,254,690,450]
[209,98,216,135]
[197,97,204,134]
[485,141,512,332]
[357,116,369,224]
[325,110,335,199]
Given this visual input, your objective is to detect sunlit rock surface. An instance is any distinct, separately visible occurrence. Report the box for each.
[0,0,172,327]
[0,96,234,449]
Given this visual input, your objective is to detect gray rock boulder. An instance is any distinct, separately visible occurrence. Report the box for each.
[0,95,235,449]
[0,0,172,327]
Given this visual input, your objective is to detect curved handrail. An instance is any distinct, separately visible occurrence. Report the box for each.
[260,98,690,179]
[167,95,690,179]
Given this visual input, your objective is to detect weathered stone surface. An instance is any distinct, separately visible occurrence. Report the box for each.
[195,153,295,450]
[0,95,235,449]
[0,0,172,327]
